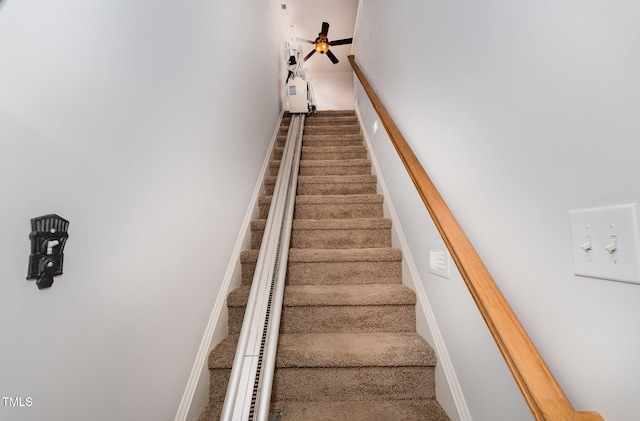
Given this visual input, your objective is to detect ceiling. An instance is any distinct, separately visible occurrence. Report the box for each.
[278,0,359,74]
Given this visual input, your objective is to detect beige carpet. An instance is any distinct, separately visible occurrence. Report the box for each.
[199,110,450,421]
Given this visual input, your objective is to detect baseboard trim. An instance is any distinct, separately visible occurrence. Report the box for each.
[355,106,472,421]
[174,109,284,421]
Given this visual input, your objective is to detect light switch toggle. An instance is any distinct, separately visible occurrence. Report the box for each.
[581,237,593,251]
[46,240,60,255]
[605,236,618,254]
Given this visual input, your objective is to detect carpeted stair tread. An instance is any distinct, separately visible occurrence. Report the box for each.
[277,332,436,368]
[301,146,368,160]
[241,248,403,286]
[264,174,377,188]
[287,247,402,263]
[271,366,435,402]
[296,218,390,229]
[302,145,367,154]
[258,194,383,219]
[272,145,367,160]
[300,158,370,167]
[300,159,371,176]
[285,283,415,306]
[303,133,361,141]
[240,247,403,264]
[199,398,448,421]
[196,403,220,421]
[209,332,435,369]
[252,218,391,230]
[295,194,382,205]
[301,135,364,147]
[251,218,392,249]
[208,334,238,369]
[272,158,371,176]
[260,194,382,206]
[293,175,378,195]
[303,116,358,125]
[268,158,287,176]
[227,284,416,307]
[293,194,383,219]
[269,399,450,421]
[290,110,355,117]
[297,174,376,184]
[251,218,391,231]
[226,284,417,334]
[303,125,361,135]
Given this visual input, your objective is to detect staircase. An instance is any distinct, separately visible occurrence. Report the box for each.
[199,111,449,421]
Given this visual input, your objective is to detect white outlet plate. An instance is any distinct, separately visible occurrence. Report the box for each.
[427,242,450,279]
[569,203,640,284]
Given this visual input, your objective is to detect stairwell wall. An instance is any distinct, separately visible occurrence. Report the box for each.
[307,72,355,110]
[354,1,640,420]
[0,1,281,420]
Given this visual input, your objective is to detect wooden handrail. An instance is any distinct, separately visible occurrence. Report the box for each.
[349,55,603,421]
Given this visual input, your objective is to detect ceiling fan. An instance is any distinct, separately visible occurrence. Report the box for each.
[297,21,353,64]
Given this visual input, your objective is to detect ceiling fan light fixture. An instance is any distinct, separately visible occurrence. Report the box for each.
[315,41,329,54]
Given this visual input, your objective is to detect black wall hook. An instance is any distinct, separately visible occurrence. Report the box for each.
[27,214,69,289]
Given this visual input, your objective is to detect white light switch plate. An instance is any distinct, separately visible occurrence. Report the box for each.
[569,203,640,284]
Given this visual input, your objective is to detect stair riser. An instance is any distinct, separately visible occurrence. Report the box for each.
[272,149,367,161]
[241,260,403,286]
[209,367,435,402]
[292,228,391,249]
[209,370,230,403]
[299,165,371,176]
[304,117,358,125]
[269,162,370,176]
[287,260,402,285]
[265,182,377,196]
[268,400,449,421]
[268,163,279,177]
[303,111,356,117]
[274,366,435,401]
[304,139,364,147]
[277,135,363,147]
[259,201,383,219]
[296,182,377,195]
[282,116,358,126]
[304,126,361,135]
[304,134,362,141]
[302,151,368,160]
[228,305,416,334]
[294,203,383,219]
[251,226,391,249]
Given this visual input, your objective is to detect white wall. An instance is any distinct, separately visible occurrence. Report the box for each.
[306,72,354,110]
[354,1,640,420]
[0,1,281,420]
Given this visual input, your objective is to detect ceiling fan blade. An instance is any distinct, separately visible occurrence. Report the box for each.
[304,49,316,62]
[326,49,339,64]
[296,37,315,44]
[321,22,329,37]
[329,38,353,46]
